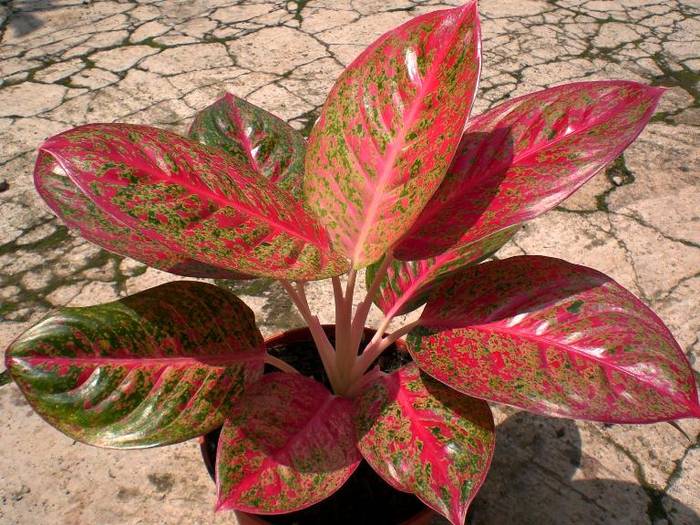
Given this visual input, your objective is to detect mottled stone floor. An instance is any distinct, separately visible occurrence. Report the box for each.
[0,1,698,524]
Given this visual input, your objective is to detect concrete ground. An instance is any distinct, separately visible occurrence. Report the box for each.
[0,0,698,524]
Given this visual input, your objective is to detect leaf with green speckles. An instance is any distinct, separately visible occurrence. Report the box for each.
[305,2,481,269]
[396,82,663,261]
[35,151,251,280]
[354,363,494,525]
[189,93,306,200]
[216,373,360,514]
[35,124,349,281]
[408,256,700,423]
[366,227,516,316]
[4,281,265,448]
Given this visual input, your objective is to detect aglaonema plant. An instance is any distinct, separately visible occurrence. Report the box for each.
[3,3,699,524]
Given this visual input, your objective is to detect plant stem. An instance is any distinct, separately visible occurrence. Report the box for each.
[334,270,358,394]
[280,280,339,388]
[352,319,421,380]
[349,252,394,353]
[346,366,385,398]
[332,276,344,303]
[264,354,300,374]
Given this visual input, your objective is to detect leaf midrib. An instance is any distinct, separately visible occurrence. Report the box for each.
[455,322,683,401]
[45,135,321,248]
[16,352,264,367]
[350,7,472,266]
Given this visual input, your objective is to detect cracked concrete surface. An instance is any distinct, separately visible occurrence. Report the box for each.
[0,0,698,524]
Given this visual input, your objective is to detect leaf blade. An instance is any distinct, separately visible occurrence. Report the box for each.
[188,93,306,200]
[5,281,265,448]
[38,124,348,280]
[35,150,250,279]
[354,363,495,525]
[408,256,700,423]
[216,373,360,514]
[305,2,481,268]
[396,81,663,260]
[367,227,517,316]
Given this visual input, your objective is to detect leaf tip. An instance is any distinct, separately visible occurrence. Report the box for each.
[214,497,230,513]
[690,401,700,419]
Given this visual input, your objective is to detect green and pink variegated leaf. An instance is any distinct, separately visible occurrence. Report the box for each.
[354,363,495,525]
[396,81,663,260]
[305,2,481,268]
[408,256,700,423]
[5,281,265,448]
[216,373,360,514]
[35,150,250,279]
[188,93,306,200]
[367,227,516,316]
[37,124,349,280]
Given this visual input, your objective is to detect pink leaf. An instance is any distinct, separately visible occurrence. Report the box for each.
[305,2,481,268]
[354,363,495,525]
[36,124,349,280]
[35,150,249,279]
[408,256,700,423]
[367,227,516,316]
[216,373,361,514]
[396,81,663,260]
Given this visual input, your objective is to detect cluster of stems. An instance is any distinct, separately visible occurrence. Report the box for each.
[263,253,419,397]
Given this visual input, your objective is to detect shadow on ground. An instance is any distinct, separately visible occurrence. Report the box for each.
[2,0,71,38]
[472,411,698,525]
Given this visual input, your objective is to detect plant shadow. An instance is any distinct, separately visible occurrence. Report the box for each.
[471,411,699,525]
[3,1,55,38]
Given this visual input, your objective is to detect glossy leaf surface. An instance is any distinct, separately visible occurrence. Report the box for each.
[305,2,481,268]
[367,227,516,316]
[37,124,348,280]
[354,363,495,525]
[216,373,360,514]
[188,93,306,200]
[396,81,663,260]
[5,281,265,448]
[409,256,700,423]
[35,150,249,279]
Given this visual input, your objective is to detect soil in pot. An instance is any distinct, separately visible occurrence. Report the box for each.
[201,326,429,525]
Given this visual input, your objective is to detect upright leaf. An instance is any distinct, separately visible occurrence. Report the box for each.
[408,256,700,423]
[188,93,306,200]
[5,281,265,448]
[35,151,250,279]
[305,2,481,268]
[396,81,663,260]
[367,227,516,316]
[354,363,495,525]
[37,124,348,280]
[216,373,360,514]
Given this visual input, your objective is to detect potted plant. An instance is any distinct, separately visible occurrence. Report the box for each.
[2,2,699,524]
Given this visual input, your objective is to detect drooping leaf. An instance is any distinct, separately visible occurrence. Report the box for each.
[408,256,700,423]
[188,93,306,200]
[5,281,265,448]
[216,373,360,514]
[36,124,349,280]
[396,81,664,260]
[367,227,516,316]
[305,2,482,269]
[354,363,495,525]
[35,151,251,279]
